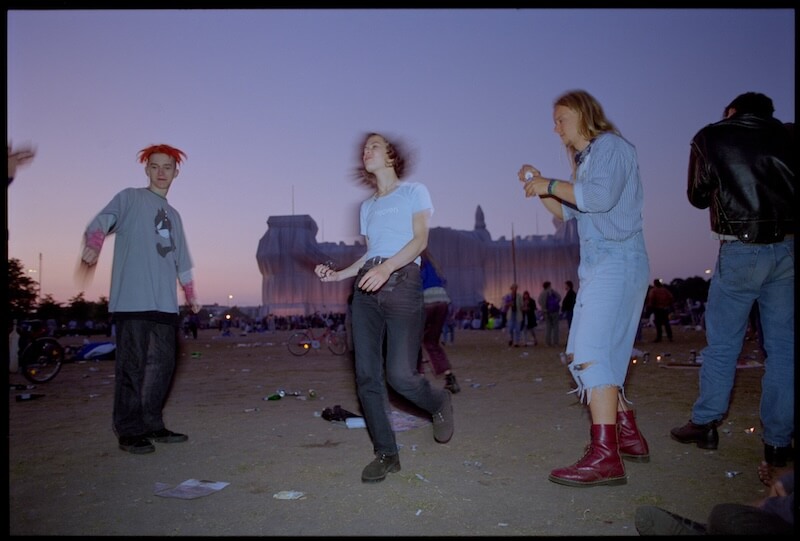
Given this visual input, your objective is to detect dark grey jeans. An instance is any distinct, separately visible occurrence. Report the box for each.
[113,318,178,438]
[351,262,447,455]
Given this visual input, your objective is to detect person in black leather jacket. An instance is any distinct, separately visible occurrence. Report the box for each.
[687,93,794,243]
[671,92,795,470]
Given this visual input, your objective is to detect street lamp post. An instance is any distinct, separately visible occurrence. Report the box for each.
[27,267,39,302]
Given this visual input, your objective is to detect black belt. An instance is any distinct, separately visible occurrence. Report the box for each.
[361,256,388,270]
[721,233,794,245]
[357,257,418,293]
[361,256,419,271]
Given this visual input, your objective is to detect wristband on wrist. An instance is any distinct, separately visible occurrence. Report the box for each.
[547,179,558,196]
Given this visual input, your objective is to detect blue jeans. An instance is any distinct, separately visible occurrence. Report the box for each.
[507,311,521,345]
[351,263,448,455]
[544,312,560,346]
[692,238,794,448]
[442,322,455,344]
[113,318,178,438]
[565,310,574,330]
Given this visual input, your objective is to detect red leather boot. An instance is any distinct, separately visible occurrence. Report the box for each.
[549,424,627,487]
[617,410,650,463]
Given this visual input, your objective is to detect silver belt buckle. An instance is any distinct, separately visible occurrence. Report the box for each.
[364,256,385,269]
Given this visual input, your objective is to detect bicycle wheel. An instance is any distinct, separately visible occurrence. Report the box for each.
[326,331,348,356]
[287,332,312,356]
[21,338,65,383]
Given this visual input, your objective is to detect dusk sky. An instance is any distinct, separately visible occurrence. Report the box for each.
[7,9,795,308]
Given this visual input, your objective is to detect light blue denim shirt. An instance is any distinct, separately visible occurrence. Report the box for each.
[561,132,645,242]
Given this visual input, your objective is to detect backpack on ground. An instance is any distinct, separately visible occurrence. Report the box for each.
[546,290,560,313]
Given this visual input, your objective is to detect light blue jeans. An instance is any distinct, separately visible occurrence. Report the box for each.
[566,232,650,404]
[691,238,794,448]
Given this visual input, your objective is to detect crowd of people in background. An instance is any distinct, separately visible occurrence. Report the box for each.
[184,276,700,344]
[17,280,709,348]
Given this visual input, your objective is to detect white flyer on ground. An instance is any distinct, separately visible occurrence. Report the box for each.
[154,479,230,499]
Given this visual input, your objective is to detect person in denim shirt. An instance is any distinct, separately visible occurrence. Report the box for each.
[518,89,651,487]
[315,132,454,483]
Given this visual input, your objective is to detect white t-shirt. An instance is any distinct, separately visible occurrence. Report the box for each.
[359,181,433,265]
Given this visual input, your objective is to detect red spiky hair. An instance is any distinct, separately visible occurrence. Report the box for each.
[137,144,187,165]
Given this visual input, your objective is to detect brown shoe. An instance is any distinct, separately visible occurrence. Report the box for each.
[361,452,400,483]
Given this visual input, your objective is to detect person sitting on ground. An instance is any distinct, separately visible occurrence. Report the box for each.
[635,465,794,535]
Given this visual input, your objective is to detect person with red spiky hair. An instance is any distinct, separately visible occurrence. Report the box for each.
[137,143,186,165]
[77,143,199,455]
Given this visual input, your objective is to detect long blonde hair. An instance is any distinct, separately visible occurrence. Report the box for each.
[554,90,619,179]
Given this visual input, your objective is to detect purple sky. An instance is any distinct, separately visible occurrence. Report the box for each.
[7,9,795,307]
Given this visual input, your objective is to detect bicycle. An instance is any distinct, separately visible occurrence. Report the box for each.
[287,324,348,356]
[15,319,67,384]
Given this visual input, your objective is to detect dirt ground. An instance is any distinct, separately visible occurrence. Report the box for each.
[8,322,774,536]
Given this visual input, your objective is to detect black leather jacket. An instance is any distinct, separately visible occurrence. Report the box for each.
[687,114,795,243]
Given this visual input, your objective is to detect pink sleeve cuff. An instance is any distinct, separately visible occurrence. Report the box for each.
[85,230,106,252]
[182,281,197,304]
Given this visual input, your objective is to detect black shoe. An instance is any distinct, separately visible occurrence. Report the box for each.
[361,452,401,483]
[432,390,454,444]
[146,428,188,443]
[444,373,461,394]
[119,435,155,454]
[764,444,793,467]
[635,505,707,535]
[670,420,719,450]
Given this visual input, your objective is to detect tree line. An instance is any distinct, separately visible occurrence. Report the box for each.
[8,257,711,332]
[8,258,111,334]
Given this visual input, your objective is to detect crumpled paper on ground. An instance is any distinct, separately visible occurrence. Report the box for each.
[342,410,430,431]
[273,490,306,500]
[154,479,229,499]
[388,409,431,431]
[322,406,431,432]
